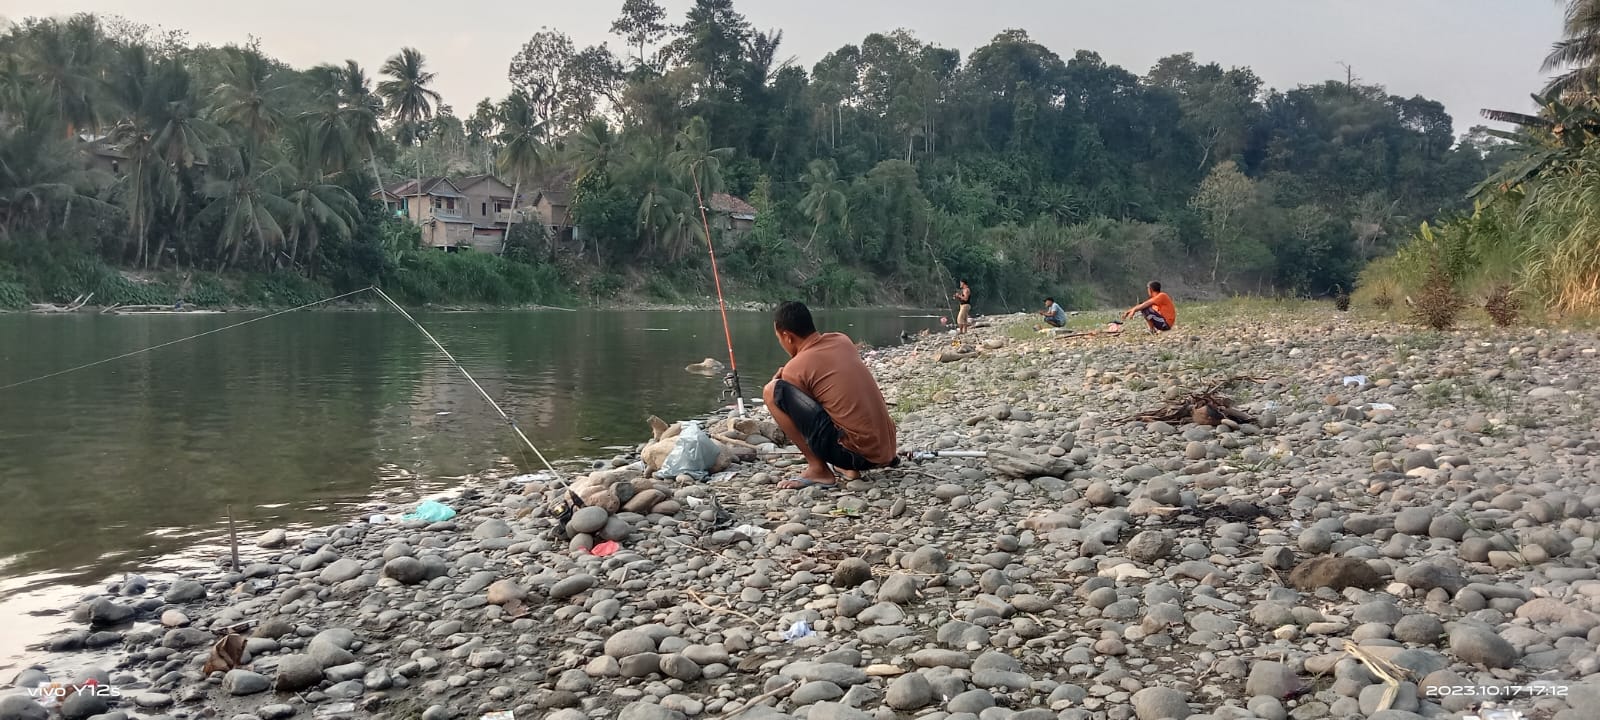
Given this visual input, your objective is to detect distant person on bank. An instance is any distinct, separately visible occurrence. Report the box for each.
[1123,281,1176,332]
[953,280,973,334]
[763,301,899,489]
[1040,297,1067,328]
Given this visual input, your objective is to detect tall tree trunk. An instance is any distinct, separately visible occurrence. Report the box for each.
[500,179,521,256]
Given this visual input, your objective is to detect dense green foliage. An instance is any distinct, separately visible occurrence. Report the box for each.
[2,5,1503,309]
[1362,0,1600,322]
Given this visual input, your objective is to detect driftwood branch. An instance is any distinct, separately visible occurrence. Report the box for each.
[31,293,93,313]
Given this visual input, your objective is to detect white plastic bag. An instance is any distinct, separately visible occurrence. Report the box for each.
[658,422,721,480]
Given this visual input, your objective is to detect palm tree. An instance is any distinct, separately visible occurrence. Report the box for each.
[495,91,547,254]
[0,90,109,239]
[195,144,293,269]
[378,48,440,147]
[1478,89,1600,195]
[667,117,733,193]
[301,64,359,173]
[211,47,285,147]
[379,48,441,223]
[667,117,733,261]
[570,117,619,181]
[280,124,359,268]
[106,50,221,267]
[798,158,848,251]
[1544,0,1600,96]
[301,61,386,182]
[628,136,689,259]
[16,14,106,137]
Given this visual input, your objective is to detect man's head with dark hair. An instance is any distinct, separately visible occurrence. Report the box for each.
[959,279,969,288]
[774,301,817,356]
[1044,297,1054,305]
[1148,281,1162,295]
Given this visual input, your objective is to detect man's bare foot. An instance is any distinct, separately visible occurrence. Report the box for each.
[837,468,862,481]
[778,476,837,489]
[778,467,837,489]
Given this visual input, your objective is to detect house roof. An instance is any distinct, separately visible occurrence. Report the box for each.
[709,193,758,217]
[535,189,572,207]
[383,177,465,198]
[456,174,515,197]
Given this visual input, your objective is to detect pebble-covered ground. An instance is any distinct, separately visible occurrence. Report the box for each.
[5,306,1599,720]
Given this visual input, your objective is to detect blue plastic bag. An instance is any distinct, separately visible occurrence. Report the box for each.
[403,500,456,522]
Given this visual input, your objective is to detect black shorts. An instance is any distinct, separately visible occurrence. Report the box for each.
[1138,306,1171,331]
[770,380,895,472]
[1045,316,1066,327]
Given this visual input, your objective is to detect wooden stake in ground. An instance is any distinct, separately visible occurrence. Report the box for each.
[227,505,240,573]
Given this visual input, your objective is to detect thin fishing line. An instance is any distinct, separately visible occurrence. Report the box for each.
[370,287,559,479]
[0,286,375,392]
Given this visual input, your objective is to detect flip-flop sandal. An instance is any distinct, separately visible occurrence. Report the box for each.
[779,477,839,490]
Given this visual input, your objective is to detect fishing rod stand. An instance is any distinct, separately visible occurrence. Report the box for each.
[721,372,748,417]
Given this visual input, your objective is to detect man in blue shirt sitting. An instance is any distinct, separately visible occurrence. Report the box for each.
[1040,297,1067,328]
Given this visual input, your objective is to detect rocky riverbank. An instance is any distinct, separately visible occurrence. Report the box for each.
[5,308,1599,720]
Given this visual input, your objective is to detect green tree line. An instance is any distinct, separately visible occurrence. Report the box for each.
[1,3,1501,310]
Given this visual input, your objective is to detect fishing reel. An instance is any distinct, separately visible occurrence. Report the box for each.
[720,372,744,402]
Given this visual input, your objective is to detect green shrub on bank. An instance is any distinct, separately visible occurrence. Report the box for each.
[386,249,565,306]
[243,272,333,308]
[0,280,25,309]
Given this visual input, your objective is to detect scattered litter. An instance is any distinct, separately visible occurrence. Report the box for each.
[481,712,516,720]
[644,328,670,331]
[581,436,596,442]
[828,507,862,518]
[403,500,456,523]
[508,471,555,484]
[1342,375,1368,388]
[435,411,451,416]
[201,633,247,675]
[657,421,720,480]
[313,702,357,718]
[368,513,390,524]
[31,682,62,709]
[249,579,273,593]
[782,620,813,641]
[589,540,620,557]
[685,496,707,507]
[1263,401,1280,410]
[733,523,769,538]
[709,471,738,483]
[1365,403,1397,411]
[1467,709,1524,720]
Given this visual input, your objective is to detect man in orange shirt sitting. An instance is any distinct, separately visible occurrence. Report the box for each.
[763,301,899,489]
[1123,281,1176,333]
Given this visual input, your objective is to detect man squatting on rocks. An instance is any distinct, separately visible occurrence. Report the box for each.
[1123,280,1177,333]
[1040,297,1068,328]
[763,301,899,490]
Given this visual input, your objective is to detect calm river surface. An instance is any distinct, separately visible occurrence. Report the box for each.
[0,308,938,671]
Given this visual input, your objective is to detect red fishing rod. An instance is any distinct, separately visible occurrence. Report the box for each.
[690,161,746,416]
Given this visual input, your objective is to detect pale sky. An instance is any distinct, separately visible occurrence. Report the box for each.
[6,0,1569,131]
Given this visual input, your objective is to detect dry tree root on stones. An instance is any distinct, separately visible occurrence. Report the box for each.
[1123,376,1263,426]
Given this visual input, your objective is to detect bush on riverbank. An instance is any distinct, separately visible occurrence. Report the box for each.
[0,236,570,310]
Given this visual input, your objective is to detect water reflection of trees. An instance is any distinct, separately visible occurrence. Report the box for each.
[0,310,918,589]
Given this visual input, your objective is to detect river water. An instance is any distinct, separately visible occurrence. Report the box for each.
[0,308,939,672]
